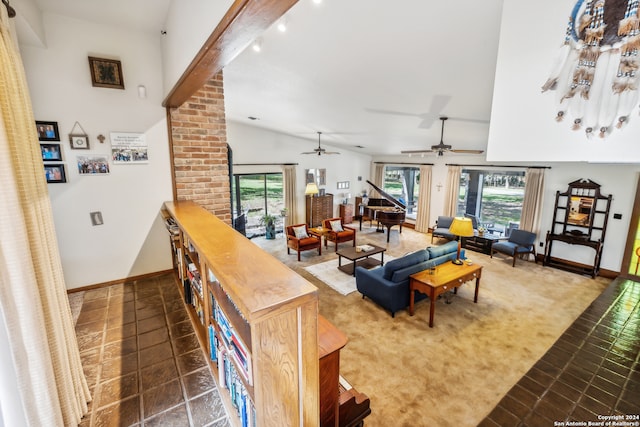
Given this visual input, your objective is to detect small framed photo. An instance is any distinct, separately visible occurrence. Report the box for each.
[36,121,60,141]
[69,134,90,150]
[44,164,66,183]
[88,56,125,89]
[40,143,62,162]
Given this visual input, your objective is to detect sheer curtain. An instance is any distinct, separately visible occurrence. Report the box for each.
[0,7,90,426]
[414,165,432,232]
[282,165,297,225]
[443,165,462,216]
[520,168,546,234]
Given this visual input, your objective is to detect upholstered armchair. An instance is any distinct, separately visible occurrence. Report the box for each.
[322,217,356,251]
[490,229,537,267]
[286,224,321,261]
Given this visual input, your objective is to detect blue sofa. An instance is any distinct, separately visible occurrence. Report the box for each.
[355,240,461,317]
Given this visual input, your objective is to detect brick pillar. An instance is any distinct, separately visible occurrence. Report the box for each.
[168,71,231,225]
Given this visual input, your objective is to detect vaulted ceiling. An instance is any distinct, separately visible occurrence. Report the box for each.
[17,0,505,157]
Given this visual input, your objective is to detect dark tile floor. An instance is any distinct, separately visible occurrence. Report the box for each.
[74,273,639,427]
[480,277,640,426]
[75,274,230,427]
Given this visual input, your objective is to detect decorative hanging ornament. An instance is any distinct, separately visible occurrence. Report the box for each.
[542,0,640,138]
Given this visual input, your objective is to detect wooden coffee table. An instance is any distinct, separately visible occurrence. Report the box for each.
[409,261,482,327]
[336,244,386,276]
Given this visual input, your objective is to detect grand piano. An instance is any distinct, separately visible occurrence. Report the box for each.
[358,180,406,242]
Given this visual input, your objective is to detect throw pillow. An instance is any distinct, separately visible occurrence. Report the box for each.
[329,220,344,232]
[292,225,309,239]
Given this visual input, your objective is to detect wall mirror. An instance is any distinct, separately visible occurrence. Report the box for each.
[305,168,326,186]
[567,196,594,226]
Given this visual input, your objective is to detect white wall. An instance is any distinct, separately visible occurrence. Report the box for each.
[227,121,372,224]
[488,0,640,162]
[161,0,233,96]
[20,13,173,289]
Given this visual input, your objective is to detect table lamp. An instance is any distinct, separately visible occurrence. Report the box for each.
[449,217,474,265]
[305,183,319,227]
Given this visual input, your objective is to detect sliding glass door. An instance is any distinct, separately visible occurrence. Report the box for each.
[382,166,420,221]
[232,173,283,238]
[457,169,526,235]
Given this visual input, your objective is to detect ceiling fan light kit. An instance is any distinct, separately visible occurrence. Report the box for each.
[301,132,340,156]
[400,116,485,157]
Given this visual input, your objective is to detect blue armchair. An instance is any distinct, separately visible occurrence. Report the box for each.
[490,229,537,267]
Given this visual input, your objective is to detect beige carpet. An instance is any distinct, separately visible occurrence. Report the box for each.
[239,227,612,426]
[304,255,394,295]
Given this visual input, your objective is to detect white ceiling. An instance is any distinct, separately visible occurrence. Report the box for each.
[18,0,505,157]
[223,0,504,156]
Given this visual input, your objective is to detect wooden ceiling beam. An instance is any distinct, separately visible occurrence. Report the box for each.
[163,0,298,108]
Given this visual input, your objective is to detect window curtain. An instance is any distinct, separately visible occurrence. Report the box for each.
[414,165,432,233]
[0,8,90,427]
[282,165,297,225]
[520,168,545,235]
[371,163,384,197]
[443,165,462,217]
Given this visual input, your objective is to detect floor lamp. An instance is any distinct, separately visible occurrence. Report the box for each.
[449,217,474,265]
[305,183,319,227]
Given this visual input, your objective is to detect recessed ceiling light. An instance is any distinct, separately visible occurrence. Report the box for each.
[277,17,288,32]
[355,145,365,148]
[252,38,262,52]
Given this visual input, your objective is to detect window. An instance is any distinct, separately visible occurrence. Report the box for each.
[457,169,525,234]
[382,166,420,220]
[232,173,283,238]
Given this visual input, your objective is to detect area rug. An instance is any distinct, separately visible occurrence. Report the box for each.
[304,255,393,295]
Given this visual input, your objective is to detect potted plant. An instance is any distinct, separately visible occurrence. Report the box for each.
[259,213,278,239]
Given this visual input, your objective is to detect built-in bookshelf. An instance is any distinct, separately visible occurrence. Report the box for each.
[162,200,320,427]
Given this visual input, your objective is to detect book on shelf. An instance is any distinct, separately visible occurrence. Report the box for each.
[214,306,253,385]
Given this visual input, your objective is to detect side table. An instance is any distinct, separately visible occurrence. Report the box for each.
[409,262,482,327]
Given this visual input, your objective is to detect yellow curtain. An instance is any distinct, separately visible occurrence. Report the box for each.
[414,165,432,232]
[282,164,297,225]
[443,165,462,217]
[0,7,90,426]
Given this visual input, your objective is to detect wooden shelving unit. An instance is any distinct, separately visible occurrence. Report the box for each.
[543,179,612,278]
[162,200,320,427]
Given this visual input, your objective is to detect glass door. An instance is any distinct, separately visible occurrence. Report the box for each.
[232,173,283,238]
[621,175,640,278]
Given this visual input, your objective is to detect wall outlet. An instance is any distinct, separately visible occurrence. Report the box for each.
[90,211,103,226]
[539,242,544,247]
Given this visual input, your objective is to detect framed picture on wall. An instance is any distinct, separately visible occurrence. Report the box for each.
[40,143,62,161]
[69,134,90,150]
[88,56,125,89]
[44,164,66,183]
[36,121,60,141]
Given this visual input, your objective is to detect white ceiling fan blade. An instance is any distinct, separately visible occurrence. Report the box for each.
[365,108,421,118]
[400,149,436,154]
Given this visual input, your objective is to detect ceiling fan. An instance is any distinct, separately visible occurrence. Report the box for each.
[400,116,485,157]
[301,132,340,156]
[366,95,451,129]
